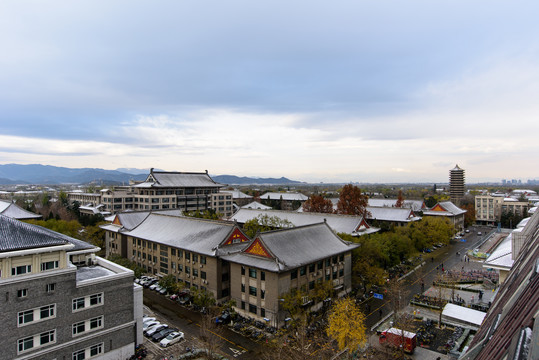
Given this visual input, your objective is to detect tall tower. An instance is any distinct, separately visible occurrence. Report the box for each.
[450,164,465,205]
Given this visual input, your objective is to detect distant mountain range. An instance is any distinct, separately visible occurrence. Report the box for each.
[0,164,302,185]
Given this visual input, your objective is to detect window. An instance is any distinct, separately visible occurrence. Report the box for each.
[290,269,298,280]
[41,261,59,271]
[300,266,306,276]
[249,268,257,279]
[73,321,85,335]
[309,263,315,273]
[46,283,56,293]
[241,301,245,310]
[249,286,257,296]
[261,290,265,299]
[339,269,344,277]
[192,254,198,262]
[201,271,206,279]
[12,265,32,276]
[241,266,245,275]
[18,310,34,325]
[339,254,344,262]
[90,316,102,329]
[18,336,34,353]
[249,304,257,314]
[317,261,323,270]
[261,271,265,281]
[171,248,176,256]
[90,293,103,306]
[73,297,85,311]
[40,330,55,345]
[90,343,103,357]
[18,289,28,298]
[185,252,191,261]
[325,258,331,267]
[261,308,265,317]
[200,256,207,264]
[309,281,315,290]
[241,284,245,293]
[193,269,198,277]
[186,266,190,274]
[73,349,85,360]
[40,304,55,319]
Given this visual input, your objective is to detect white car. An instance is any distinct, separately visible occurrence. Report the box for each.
[143,317,156,324]
[160,331,185,347]
[149,283,160,291]
[143,321,160,332]
[146,324,168,337]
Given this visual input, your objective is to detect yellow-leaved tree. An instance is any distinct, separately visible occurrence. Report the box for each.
[327,297,367,355]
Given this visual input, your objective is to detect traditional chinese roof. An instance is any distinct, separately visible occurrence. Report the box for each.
[133,170,223,188]
[368,199,426,211]
[222,189,253,199]
[422,201,466,216]
[228,208,378,235]
[365,206,420,223]
[0,214,97,253]
[260,192,308,201]
[241,201,272,210]
[121,213,235,256]
[0,200,42,220]
[100,209,183,232]
[220,222,359,272]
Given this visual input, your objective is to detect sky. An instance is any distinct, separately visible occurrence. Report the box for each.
[1,1,538,184]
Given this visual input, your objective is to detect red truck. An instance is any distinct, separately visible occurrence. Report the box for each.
[379,327,417,354]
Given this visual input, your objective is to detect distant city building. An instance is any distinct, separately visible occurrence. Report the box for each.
[0,214,141,359]
[449,164,465,205]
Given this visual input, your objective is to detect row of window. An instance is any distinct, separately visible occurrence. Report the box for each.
[18,304,55,326]
[73,316,104,336]
[131,242,207,264]
[18,329,55,354]
[240,301,266,317]
[241,267,266,280]
[290,255,344,280]
[73,293,103,312]
[11,260,59,276]
[72,343,103,360]
[16,283,56,300]
[241,284,266,299]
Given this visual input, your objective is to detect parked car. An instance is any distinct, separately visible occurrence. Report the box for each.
[152,327,178,342]
[145,324,168,337]
[149,283,160,291]
[159,287,167,295]
[465,229,470,233]
[143,317,156,324]
[143,278,158,287]
[478,231,482,235]
[143,321,160,331]
[160,331,185,347]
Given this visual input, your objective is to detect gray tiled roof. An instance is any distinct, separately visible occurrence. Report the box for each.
[135,171,223,188]
[123,213,234,256]
[260,192,308,201]
[368,199,425,211]
[366,206,419,222]
[222,222,359,272]
[423,201,466,216]
[0,200,42,220]
[0,214,73,252]
[229,208,376,235]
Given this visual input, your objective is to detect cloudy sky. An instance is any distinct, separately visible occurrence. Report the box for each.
[1,1,538,183]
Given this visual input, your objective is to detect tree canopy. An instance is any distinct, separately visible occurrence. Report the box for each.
[336,184,369,216]
[302,194,334,213]
[327,297,367,354]
[242,214,294,238]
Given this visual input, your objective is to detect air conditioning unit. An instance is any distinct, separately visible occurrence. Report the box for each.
[186,259,190,263]
[326,269,330,275]
[199,264,203,268]
[186,274,190,278]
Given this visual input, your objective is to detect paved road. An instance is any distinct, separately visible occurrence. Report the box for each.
[361,225,493,330]
[143,289,264,359]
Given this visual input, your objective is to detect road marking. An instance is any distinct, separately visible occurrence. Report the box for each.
[229,347,246,357]
[194,323,248,352]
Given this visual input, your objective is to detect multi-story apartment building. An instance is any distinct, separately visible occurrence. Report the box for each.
[102,213,358,327]
[69,169,234,217]
[0,214,141,360]
[475,195,528,225]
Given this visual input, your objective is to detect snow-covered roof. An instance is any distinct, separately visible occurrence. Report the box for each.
[442,303,486,327]
[260,192,308,201]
